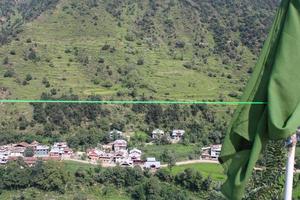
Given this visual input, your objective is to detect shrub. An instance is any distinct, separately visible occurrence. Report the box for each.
[101,81,113,88]
[28,49,37,60]
[175,40,185,48]
[228,92,238,98]
[98,57,105,63]
[183,62,192,69]
[125,33,135,42]
[26,38,32,43]
[10,50,16,55]
[50,88,57,95]
[3,69,14,77]
[3,57,9,64]
[102,44,110,50]
[25,74,32,81]
[64,48,72,53]
[22,80,28,85]
[137,58,144,65]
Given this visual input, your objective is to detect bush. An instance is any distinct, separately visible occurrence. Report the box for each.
[175,40,185,48]
[10,50,16,55]
[3,57,9,65]
[101,81,113,88]
[64,48,72,53]
[28,49,37,61]
[183,62,192,69]
[50,88,57,95]
[22,80,28,85]
[137,58,144,65]
[102,44,110,51]
[228,92,238,98]
[97,57,104,63]
[24,147,34,157]
[25,74,33,81]
[3,69,14,77]
[26,38,32,43]
[125,33,135,42]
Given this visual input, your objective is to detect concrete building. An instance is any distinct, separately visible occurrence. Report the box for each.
[201,144,222,160]
[152,129,165,139]
[113,140,127,152]
[35,145,50,157]
[171,130,185,140]
[144,157,161,169]
[129,148,142,161]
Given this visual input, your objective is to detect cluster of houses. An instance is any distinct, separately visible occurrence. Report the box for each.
[108,128,185,143]
[0,128,220,169]
[87,139,161,169]
[151,129,185,142]
[0,141,73,166]
[201,144,222,160]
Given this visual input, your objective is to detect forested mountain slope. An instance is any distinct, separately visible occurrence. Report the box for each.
[0,0,278,101]
[0,0,279,145]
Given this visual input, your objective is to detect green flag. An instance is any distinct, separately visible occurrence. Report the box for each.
[219,0,300,199]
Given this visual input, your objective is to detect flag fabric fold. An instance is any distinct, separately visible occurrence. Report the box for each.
[219,0,300,199]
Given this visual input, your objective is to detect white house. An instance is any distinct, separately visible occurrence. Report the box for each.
[117,158,133,167]
[144,157,161,169]
[129,148,142,161]
[113,140,127,152]
[210,145,221,159]
[171,130,185,140]
[201,144,222,160]
[50,142,73,158]
[0,155,8,164]
[152,129,165,139]
[35,145,50,157]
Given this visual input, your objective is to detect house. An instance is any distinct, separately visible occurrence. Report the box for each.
[10,144,27,157]
[114,150,128,161]
[117,158,133,167]
[171,130,185,140]
[152,129,165,139]
[144,157,161,169]
[0,155,8,164]
[200,146,211,160]
[49,146,63,158]
[29,141,40,150]
[109,129,124,139]
[87,148,113,163]
[50,142,73,158]
[201,144,222,160]
[101,142,113,152]
[87,149,99,161]
[35,145,50,157]
[210,145,222,159]
[113,140,127,152]
[98,152,113,163]
[129,148,142,161]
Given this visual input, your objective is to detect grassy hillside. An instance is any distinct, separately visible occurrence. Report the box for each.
[0,0,280,161]
[0,0,279,140]
[0,0,278,101]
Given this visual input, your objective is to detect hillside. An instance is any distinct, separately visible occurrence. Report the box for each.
[0,0,278,145]
[0,0,278,101]
[0,1,284,199]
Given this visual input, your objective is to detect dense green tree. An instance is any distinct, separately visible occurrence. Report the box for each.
[24,147,34,157]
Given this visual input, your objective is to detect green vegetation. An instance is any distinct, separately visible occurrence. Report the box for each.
[0,0,289,199]
[140,143,200,161]
[0,159,225,200]
[0,0,278,102]
[172,163,225,181]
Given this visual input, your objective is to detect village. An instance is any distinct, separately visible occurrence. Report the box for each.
[0,128,222,170]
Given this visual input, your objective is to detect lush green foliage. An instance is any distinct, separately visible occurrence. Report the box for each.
[0,160,225,200]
